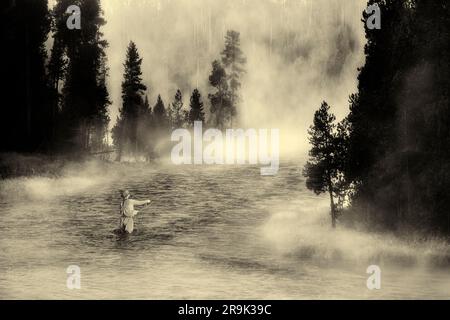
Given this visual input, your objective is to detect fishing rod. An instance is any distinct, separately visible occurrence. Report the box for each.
[138,201,153,214]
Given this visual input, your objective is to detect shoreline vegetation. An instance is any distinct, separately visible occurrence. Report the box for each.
[303,1,450,235]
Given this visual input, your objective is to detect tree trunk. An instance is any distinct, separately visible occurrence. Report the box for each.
[116,146,122,162]
[327,175,336,228]
[25,24,32,144]
[328,189,336,228]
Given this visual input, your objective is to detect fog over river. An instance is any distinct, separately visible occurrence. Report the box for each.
[0,162,449,299]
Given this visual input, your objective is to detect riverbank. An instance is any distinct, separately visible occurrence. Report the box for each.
[0,152,118,179]
[0,153,68,179]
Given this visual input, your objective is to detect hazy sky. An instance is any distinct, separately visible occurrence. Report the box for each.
[58,0,369,156]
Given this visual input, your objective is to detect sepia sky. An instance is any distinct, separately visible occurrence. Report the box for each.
[54,0,369,155]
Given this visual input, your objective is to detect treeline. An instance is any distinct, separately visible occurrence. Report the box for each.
[1,0,110,154]
[304,0,450,234]
[0,0,246,159]
[1,0,53,152]
[112,29,246,160]
[111,41,206,161]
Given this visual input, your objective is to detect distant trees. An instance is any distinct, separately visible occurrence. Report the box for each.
[303,102,349,228]
[209,30,246,129]
[0,4,249,163]
[136,95,152,156]
[221,30,247,127]
[188,89,206,125]
[112,41,147,160]
[153,95,168,127]
[168,90,185,129]
[208,60,230,129]
[112,30,247,160]
[113,29,247,160]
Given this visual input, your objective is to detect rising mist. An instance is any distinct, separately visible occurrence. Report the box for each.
[97,0,367,157]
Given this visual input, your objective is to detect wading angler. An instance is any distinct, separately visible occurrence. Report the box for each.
[171,121,279,175]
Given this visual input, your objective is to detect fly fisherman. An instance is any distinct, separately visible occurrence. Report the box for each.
[119,190,151,234]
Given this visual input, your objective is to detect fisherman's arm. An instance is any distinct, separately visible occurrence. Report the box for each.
[131,199,151,206]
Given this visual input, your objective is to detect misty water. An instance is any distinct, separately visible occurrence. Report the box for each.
[0,161,449,299]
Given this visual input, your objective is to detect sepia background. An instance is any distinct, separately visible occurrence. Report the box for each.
[1,0,449,299]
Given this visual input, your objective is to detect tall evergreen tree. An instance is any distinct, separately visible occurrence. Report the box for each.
[208,60,231,129]
[304,102,348,228]
[168,90,185,129]
[137,95,153,159]
[147,95,169,157]
[189,89,205,125]
[0,0,51,152]
[113,41,147,159]
[220,30,246,127]
[55,0,111,153]
[342,0,450,233]
[47,1,72,149]
[153,95,168,127]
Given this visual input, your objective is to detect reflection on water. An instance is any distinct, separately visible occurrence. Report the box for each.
[0,162,449,299]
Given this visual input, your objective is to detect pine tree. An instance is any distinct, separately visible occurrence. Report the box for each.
[153,95,168,127]
[220,30,246,127]
[168,90,185,129]
[48,0,71,90]
[57,0,111,153]
[208,60,231,129]
[137,95,152,158]
[303,102,346,228]
[111,115,124,161]
[189,89,205,125]
[113,41,147,159]
[47,0,74,150]
[344,0,429,230]
[90,61,110,150]
[0,0,51,152]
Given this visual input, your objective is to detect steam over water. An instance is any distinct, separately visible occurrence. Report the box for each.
[0,162,449,299]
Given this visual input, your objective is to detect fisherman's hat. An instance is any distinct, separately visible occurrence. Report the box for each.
[121,190,131,198]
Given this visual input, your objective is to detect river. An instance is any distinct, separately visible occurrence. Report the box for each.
[0,161,449,299]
